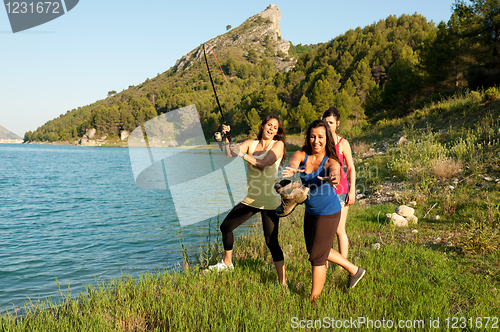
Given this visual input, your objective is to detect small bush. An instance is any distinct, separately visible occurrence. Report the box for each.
[469,90,482,102]
[484,87,499,101]
[431,158,462,179]
[352,141,370,156]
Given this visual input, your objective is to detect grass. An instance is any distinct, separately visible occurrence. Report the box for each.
[2,89,500,330]
[1,204,499,331]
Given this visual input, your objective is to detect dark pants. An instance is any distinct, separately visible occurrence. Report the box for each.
[220,203,284,262]
[304,211,341,266]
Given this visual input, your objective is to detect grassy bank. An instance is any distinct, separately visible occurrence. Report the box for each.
[2,89,499,331]
[1,203,499,331]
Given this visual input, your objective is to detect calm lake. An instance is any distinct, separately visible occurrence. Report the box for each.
[0,144,255,313]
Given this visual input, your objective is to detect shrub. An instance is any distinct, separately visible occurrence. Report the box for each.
[352,141,370,156]
[484,87,499,101]
[431,158,462,179]
[469,90,482,102]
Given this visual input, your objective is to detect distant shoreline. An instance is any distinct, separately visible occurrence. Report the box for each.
[23,140,129,147]
[21,135,306,150]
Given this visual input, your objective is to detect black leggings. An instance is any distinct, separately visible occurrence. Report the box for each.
[220,203,284,262]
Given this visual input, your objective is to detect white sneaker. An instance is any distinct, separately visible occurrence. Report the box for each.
[208,259,234,272]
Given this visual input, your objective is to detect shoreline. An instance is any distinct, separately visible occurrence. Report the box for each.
[22,135,306,150]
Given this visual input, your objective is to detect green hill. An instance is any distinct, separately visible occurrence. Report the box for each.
[24,1,500,144]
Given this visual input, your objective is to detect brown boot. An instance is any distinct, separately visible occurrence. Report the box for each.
[274,179,309,217]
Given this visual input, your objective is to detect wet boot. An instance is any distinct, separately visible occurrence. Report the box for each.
[274,179,309,217]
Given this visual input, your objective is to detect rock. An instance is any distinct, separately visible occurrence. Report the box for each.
[396,136,407,145]
[396,205,415,218]
[412,229,418,234]
[387,213,408,227]
[174,5,296,73]
[371,243,381,250]
[433,215,441,220]
[86,128,96,139]
[484,177,493,181]
[363,149,376,158]
[120,130,130,141]
[356,193,365,200]
[408,215,418,224]
[432,237,442,244]
[407,201,417,207]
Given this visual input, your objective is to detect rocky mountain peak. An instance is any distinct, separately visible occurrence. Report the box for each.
[259,4,281,38]
[174,4,295,73]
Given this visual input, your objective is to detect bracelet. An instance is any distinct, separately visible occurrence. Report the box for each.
[242,153,246,159]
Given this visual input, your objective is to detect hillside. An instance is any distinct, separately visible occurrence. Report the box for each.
[0,125,22,140]
[24,4,306,144]
[24,0,500,144]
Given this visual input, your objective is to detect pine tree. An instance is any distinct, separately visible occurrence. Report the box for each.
[310,79,335,114]
[351,58,376,101]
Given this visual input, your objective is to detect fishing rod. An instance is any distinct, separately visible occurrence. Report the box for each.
[202,43,236,208]
[202,43,232,145]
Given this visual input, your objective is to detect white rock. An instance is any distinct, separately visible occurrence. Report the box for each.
[408,215,418,224]
[371,243,381,250]
[433,215,441,220]
[412,229,418,234]
[87,128,96,139]
[484,177,494,181]
[432,237,442,244]
[397,136,408,145]
[407,201,417,207]
[396,205,415,219]
[448,185,455,190]
[388,213,408,227]
[120,130,130,141]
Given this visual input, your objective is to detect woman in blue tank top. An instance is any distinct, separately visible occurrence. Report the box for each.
[282,120,365,302]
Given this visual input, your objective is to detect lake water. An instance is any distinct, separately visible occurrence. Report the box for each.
[0,144,256,313]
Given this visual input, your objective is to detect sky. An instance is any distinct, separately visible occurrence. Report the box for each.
[0,0,455,138]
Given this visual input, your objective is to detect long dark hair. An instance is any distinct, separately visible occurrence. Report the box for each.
[256,114,287,164]
[322,106,341,135]
[301,119,339,164]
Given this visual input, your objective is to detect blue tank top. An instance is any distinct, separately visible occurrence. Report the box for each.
[299,154,341,216]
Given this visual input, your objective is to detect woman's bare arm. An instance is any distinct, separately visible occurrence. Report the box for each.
[242,141,284,170]
[342,139,356,206]
[282,150,305,178]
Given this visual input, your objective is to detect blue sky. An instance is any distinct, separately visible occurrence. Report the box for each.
[1,0,455,137]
